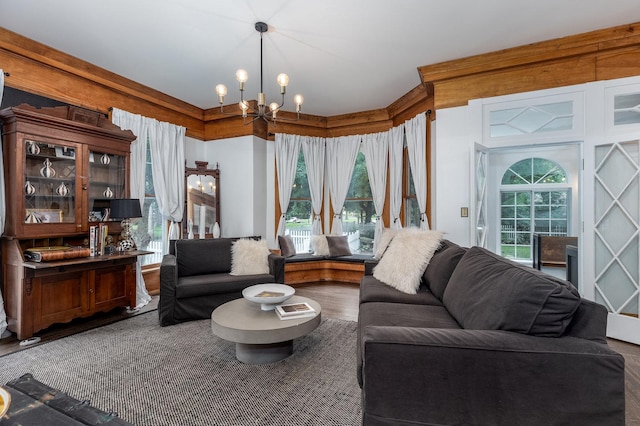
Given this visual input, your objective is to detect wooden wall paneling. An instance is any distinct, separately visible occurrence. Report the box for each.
[432,56,597,110]
[420,21,640,110]
[596,48,640,80]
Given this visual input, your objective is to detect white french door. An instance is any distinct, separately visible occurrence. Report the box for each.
[586,81,640,344]
[473,143,489,248]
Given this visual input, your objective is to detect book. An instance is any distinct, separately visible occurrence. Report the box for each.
[275,302,316,320]
[254,291,286,297]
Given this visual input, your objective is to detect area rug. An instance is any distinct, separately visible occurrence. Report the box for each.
[0,312,362,425]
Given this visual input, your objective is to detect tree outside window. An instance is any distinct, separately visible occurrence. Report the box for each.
[284,150,312,252]
[404,150,421,227]
[343,152,374,253]
[132,139,164,265]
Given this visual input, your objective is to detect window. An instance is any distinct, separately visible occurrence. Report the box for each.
[284,150,312,252]
[342,151,374,253]
[500,158,570,260]
[132,139,163,265]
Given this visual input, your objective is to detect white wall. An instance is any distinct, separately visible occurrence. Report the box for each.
[433,106,472,247]
[184,135,271,241]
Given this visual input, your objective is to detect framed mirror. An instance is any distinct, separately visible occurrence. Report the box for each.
[185,161,220,238]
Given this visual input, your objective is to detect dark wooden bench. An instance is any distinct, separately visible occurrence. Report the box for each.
[283,253,373,284]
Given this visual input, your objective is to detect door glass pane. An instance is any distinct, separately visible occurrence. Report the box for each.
[594,140,640,316]
[490,101,573,137]
[613,93,640,126]
[88,151,126,222]
[24,140,76,224]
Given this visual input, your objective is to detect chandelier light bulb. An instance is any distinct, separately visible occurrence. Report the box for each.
[236,69,249,83]
[294,94,304,113]
[277,73,289,87]
[215,84,227,103]
[269,102,279,118]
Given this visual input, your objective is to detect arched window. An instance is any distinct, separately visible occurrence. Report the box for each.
[500,158,570,260]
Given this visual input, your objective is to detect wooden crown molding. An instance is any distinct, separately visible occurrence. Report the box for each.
[418,21,640,109]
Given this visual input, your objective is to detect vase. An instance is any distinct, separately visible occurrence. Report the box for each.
[212,222,221,238]
[56,182,69,196]
[40,158,55,178]
[187,219,194,239]
[27,141,40,155]
[100,153,111,165]
[25,180,36,195]
[103,186,113,198]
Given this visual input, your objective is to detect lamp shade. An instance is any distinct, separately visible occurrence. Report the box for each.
[110,199,142,219]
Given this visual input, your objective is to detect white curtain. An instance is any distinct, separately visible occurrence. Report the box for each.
[148,120,186,243]
[405,113,429,229]
[111,108,153,309]
[362,131,389,252]
[301,136,325,235]
[388,124,404,229]
[326,135,361,235]
[275,133,302,237]
[0,70,8,338]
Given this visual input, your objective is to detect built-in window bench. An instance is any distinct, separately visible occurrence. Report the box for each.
[283,253,374,284]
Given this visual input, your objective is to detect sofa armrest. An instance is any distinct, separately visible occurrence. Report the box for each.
[361,326,625,426]
[364,259,378,275]
[159,254,178,326]
[268,253,285,284]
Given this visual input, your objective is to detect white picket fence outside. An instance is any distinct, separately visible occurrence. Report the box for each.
[141,240,164,265]
[285,228,360,253]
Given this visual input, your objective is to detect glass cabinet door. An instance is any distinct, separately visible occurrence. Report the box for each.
[88,150,126,221]
[23,140,77,225]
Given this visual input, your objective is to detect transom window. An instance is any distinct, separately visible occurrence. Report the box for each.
[500,158,570,260]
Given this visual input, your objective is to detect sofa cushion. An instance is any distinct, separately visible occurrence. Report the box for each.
[443,247,581,337]
[311,235,330,256]
[423,240,467,301]
[360,275,443,306]
[175,273,275,298]
[326,235,352,257]
[175,238,234,277]
[278,235,297,258]
[373,228,399,260]
[373,229,443,294]
[230,239,270,276]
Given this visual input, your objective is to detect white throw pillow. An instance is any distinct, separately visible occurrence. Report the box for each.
[373,228,443,294]
[310,235,330,256]
[374,228,399,260]
[230,239,270,276]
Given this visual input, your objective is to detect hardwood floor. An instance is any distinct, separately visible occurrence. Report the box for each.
[1,281,638,424]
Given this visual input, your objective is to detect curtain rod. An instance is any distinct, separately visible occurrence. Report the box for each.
[3,71,9,77]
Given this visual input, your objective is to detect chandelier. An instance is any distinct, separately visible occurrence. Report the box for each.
[215,22,303,124]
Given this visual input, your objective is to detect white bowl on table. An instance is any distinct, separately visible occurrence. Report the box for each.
[242,283,295,311]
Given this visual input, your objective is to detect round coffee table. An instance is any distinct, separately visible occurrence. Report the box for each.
[211,295,321,364]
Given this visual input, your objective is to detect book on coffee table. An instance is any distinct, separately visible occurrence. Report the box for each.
[275,302,316,320]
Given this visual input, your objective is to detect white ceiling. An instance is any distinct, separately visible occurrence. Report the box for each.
[1,1,640,117]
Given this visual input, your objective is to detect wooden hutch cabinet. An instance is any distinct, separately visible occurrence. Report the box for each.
[0,104,141,339]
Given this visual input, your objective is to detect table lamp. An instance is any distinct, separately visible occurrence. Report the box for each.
[110,199,142,251]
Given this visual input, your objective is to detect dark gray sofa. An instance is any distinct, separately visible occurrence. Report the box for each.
[358,240,625,425]
[159,238,285,326]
